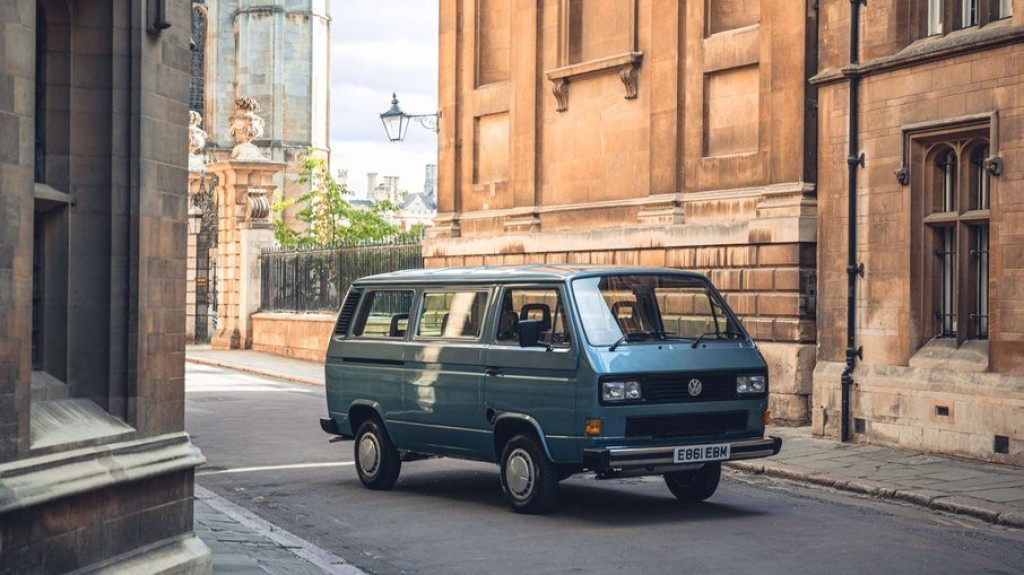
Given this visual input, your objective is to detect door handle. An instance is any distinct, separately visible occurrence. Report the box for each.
[484,367,502,376]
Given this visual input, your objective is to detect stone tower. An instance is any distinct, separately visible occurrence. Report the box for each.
[190,0,330,224]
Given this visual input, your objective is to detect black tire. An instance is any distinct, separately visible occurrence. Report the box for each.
[664,462,721,503]
[354,419,402,490]
[499,434,559,514]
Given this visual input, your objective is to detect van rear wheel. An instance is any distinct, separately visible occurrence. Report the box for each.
[664,462,721,503]
[499,434,558,514]
[354,419,401,490]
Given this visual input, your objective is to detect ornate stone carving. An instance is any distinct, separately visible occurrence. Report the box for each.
[551,79,569,112]
[983,155,1003,176]
[188,111,208,171]
[228,96,268,161]
[247,188,271,226]
[894,166,909,185]
[188,111,207,155]
[620,65,639,99]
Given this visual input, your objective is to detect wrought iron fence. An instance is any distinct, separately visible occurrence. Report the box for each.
[259,238,424,313]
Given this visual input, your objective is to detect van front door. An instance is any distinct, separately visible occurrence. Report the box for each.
[483,286,579,462]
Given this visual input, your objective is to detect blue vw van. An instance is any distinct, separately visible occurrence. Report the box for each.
[321,266,781,513]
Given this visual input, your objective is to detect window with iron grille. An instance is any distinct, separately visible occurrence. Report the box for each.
[922,136,990,342]
[189,5,207,115]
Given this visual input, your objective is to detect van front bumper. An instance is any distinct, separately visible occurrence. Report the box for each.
[583,436,782,475]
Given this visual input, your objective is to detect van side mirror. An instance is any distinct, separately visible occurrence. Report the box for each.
[518,319,541,347]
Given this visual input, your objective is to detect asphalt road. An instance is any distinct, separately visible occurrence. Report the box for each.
[185,362,1024,575]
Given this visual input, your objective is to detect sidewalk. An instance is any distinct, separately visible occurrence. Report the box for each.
[193,485,364,574]
[186,346,1024,529]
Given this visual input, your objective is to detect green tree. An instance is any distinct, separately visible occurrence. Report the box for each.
[272,153,407,247]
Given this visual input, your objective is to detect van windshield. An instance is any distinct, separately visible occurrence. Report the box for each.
[571,274,743,347]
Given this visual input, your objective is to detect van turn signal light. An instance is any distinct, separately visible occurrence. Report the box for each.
[763,410,772,425]
[585,419,602,436]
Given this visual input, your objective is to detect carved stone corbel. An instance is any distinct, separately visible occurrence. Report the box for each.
[894,166,909,185]
[552,79,569,113]
[983,156,1003,176]
[620,65,639,100]
[246,188,272,228]
[544,52,643,112]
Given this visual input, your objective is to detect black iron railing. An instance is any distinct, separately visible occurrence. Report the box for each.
[259,238,423,313]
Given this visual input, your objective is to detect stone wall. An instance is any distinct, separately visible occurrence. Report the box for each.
[252,312,335,363]
[431,0,818,424]
[0,0,210,571]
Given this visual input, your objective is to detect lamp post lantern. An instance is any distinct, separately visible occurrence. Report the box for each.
[379,92,440,142]
[188,202,203,235]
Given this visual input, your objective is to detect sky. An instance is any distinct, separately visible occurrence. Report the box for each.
[329,0,440,199]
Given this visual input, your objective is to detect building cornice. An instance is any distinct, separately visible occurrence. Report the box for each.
[0,432,205,514]
[811,21,1024,86]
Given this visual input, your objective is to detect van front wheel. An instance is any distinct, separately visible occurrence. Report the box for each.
[664,462,721,503]
[499,434,558,514]
[354,419,401,490]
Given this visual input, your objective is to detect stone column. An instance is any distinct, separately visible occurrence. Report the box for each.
[209,98,284,350]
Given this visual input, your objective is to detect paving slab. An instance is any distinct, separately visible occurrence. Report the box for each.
[193,484,366,574]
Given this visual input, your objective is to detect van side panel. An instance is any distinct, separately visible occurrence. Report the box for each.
[391,342,491,458]
[325,338,407,436]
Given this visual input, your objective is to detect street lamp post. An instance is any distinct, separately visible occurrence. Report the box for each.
[380,93,440,142]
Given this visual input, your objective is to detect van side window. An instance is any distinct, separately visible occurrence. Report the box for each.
[417,291,489,339]
[496,288,571,346]
[352,290,414,338]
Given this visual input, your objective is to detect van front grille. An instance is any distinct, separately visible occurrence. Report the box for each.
[624,411,748,438]
[641,372,739,403]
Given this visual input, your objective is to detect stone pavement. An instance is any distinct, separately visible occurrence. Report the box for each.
[193,485,365,574]
[185,346,1024,529]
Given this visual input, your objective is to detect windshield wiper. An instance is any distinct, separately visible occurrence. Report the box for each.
[691,330,744,348]
[609,330,671,351]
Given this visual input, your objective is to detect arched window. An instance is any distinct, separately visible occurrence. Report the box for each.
[970,145,990,211]
[921,136,990,342]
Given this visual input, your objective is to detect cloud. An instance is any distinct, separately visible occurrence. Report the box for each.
[328,0,439,196]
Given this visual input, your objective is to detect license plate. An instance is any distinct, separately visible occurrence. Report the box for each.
[673,443,730,464]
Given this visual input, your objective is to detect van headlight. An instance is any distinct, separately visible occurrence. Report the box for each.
[602,380,642,402]
[736,375,766,394]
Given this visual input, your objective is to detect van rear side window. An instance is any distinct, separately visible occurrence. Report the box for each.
[352,290,414,338]
[417,291,488,339]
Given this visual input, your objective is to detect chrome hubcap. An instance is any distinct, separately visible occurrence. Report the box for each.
[505,448,534,500]
[358,434,380,475]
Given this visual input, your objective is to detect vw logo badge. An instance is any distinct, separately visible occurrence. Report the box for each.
[687,378,703,397]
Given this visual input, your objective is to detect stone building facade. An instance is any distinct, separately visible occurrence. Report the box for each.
[426,0,819,424]
[430,0,1023,464]
[189,0,330,221]
[813,0,1023,464]
[1,0,210,572]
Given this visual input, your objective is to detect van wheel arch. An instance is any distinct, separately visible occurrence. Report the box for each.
[492,416,548,461]
[349,404,383,436]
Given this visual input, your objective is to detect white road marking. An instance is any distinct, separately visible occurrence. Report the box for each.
[197,461,354,476]
[186,384,316,393]
[195,485,366,575]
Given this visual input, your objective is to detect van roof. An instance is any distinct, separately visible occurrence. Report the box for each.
[354,265,708,285]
